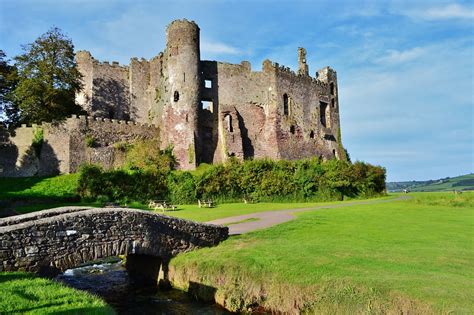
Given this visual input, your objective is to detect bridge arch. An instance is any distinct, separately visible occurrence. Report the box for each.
[0,207,228,283]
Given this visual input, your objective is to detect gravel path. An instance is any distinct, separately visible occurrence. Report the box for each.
[207,196,410,235]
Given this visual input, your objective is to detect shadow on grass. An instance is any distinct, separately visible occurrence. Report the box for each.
[0,272,36,283]
[0,177,47,198]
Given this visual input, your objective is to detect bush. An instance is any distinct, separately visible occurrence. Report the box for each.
[77,158,386,204]
[125,140,176,174]
[167,171,196,204]
[77,164,168,202]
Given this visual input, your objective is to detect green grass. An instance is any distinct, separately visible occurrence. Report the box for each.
[169,192,474,313]
[0,174,80,200]
[0,272,113,314]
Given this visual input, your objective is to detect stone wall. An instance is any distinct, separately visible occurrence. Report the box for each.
[0,116,159,177]
[0,206,228,276]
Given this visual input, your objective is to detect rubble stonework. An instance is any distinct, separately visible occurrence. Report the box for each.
[76,19,345,170]
[0,116,158,177]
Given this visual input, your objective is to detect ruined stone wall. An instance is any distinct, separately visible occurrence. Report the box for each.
[200,60,279,163]
[0,206,228,274]
[0,116,159,177]
[76,51,155,123]
[199,57,343,164]
[272,64,342,160]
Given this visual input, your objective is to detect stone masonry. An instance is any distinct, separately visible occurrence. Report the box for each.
[0,206,228,279]
[75,19,345,170]
[0,116,158,177]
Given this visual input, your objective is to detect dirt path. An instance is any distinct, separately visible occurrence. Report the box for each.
[207,196,410,235]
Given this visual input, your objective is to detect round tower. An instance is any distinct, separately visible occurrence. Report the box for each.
[162,19,201,169]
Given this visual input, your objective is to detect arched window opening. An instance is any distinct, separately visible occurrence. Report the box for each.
[319,101,328,127]
[332,149,337,158]
[174,91,179,102]
[310,130,315,139]
[290,125,295,134]
[330,82,335,95]
[283,93,289,116]
[331,99,336,108]
[224,114,233,132]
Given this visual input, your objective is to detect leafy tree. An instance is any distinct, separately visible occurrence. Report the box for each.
[0,50,19,127]
[11,27,84,124]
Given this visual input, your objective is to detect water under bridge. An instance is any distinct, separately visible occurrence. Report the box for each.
[0,206,228,284]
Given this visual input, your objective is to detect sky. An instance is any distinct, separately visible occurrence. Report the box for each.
[1,0,473,182]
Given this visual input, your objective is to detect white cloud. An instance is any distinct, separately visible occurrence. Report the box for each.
[399,3,474,21]
[375,47,425,65]
[201,40,241,55]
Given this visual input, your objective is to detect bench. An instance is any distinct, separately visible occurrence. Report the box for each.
[198,199,214,208]
[148,200,177,212]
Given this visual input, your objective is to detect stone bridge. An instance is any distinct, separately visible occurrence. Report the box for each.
[0,207,228,284]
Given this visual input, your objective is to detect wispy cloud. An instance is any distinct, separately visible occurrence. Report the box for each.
[201,40,241,55]
[399,3,474,21]
[375,47,425,65]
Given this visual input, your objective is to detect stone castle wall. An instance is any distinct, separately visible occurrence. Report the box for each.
[0,116,158,177]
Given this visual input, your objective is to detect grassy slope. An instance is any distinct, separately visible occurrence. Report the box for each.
[0,174,80,200]
[169,192,474,313]
[0,272,114,314]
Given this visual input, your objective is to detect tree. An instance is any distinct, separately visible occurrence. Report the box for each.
[0,50,19,127]
[11,27,84,124]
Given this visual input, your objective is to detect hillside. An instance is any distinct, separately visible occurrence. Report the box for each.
[387,173,474,192]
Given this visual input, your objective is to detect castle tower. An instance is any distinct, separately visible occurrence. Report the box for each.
[298,47,309,76]
[162,20,201,169]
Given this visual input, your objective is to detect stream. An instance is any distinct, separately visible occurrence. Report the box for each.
[55,260,232,314]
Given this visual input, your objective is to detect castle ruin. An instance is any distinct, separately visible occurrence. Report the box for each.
[0,19,344,176]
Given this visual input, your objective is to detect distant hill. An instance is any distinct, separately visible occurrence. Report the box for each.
[387,173,474,192]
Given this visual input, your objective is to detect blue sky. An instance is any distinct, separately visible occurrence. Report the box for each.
[1,0,472,181]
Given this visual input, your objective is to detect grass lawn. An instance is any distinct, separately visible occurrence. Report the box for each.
[0,272,113,314]
[169,192,474,313]
[0,174,80,200]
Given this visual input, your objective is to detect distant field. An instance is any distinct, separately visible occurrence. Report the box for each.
[387,173,474,192]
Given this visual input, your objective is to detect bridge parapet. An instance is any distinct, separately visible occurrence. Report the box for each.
[0,207,228,278]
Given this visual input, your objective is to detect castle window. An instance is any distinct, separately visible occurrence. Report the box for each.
[331,99,336,108]
[333,149,337,158]
[201,101,213,113]
[330,82,335,95]
[224,114,233,132]
[205,79,212,88]
[319,101,328,128]
[174,91,179,102]
[290,125,295,134]
[310,130,314,139]
[283,93,289,116]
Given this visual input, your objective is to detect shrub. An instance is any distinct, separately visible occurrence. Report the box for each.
[125,140,176,174]
[84,134,96,148]
[77,158,386,204]
[77,164,168,202]
[167,172,196,204]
